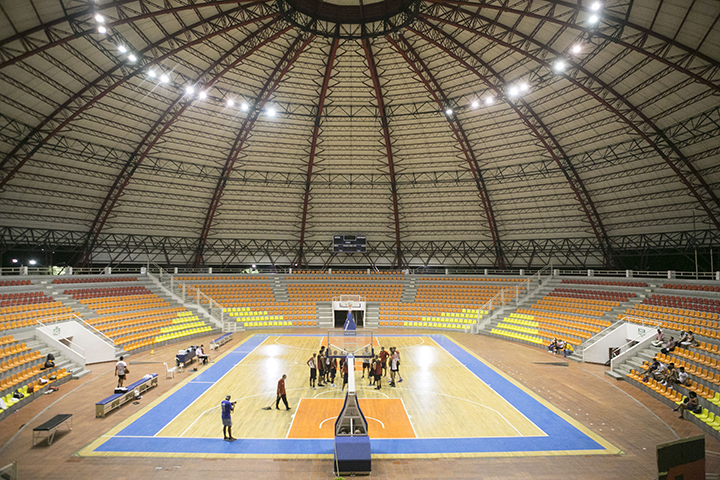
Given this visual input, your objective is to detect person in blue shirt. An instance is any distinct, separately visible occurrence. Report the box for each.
[221,394,236,441]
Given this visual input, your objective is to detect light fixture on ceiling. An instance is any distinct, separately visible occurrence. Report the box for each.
[572,44,582,54]
[148,70,156,78]
[95,14,105,23]
[241,102,249,112]
[98,26,106,34]
[117,45,127,53]
[267,106,277,117]
[186,85,195,95]
[159,74,169,84]
[11,259,18,263]
[508,86,519,97]
[29,260,37,265]
[128,54,137,62]
[591,2,601,11]
[484,96,494,106]
[588,14,599,24]
[519,82,529,92]
[198,91,207,100]
[553,60,566,73]
[471,100,479,109]
[445,108,453,116]
[227,99,235,107]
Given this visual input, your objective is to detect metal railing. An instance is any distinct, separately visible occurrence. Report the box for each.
[609,327,658,371]
[150,263,225,324]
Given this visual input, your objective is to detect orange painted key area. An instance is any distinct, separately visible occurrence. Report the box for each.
[288,398,416,439]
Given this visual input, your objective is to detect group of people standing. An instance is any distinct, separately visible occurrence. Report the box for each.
[307,346,350,391]
[362,346,403,389]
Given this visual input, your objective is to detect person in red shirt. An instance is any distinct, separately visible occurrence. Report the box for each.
[373,354,383,390]
[276,374,291,410]
[340,358,349,392]
[379,347,389,377]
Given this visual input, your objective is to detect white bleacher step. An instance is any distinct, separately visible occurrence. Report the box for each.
[605,370,625,381]
[72,369,91,379]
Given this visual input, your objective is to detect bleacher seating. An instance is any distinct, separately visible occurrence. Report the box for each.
[561,279,647,287]
[52,276,137,284]
[226,304,316,327]
[1,300,78,332]
[0,280,32,287]
[415,284,521,305]
[378,304,486,330]
[0,335,72,416]
[287,284,402,302]
[64,286,149,300]
[175,275,268,281]
[663,283,720,293]
[189,284,274,305]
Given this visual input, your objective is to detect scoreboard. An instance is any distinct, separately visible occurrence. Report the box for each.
[333,235,367,253]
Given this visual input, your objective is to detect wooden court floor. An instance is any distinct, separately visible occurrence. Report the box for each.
[1,328,719,479]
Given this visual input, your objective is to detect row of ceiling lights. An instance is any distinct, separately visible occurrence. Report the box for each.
[92,2,604,119]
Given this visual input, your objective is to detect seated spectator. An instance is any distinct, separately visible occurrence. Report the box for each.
[645,358,661,377]
[674,391,701,419]
[42,353,55,370]
[679,331,698,348]
[652,361,668,381]
[651,328,664,347]
[196,344,208,364]
[547,338,559,354]
[660,337,676,354]
[661,363,677,386]
[674,366,690,387]
[563,343,574,357]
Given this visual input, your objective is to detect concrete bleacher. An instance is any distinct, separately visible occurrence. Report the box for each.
[606,278,720,437]
[0,332,80,420]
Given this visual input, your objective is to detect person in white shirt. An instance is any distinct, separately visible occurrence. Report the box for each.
[196,344,208,364]
[115,356,129,387]
[675,367,690,386]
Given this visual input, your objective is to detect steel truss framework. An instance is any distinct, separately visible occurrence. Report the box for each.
[0,0,719,271]
[1,227,718,271]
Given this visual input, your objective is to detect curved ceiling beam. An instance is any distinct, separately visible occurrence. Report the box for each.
[363,39,405,269]
[77,19,289,266]
[425,9,720,230]
[410,19,614,265]
[0,4,277,189]
[0,0,269,69]
[192,34,315,267]
[386,34,507,268]
[425,0,720,92]
[294,37,339,268]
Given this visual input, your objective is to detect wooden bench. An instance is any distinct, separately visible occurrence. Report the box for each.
[33,414,72,446]
[210,332,233,350]
[95,373,158,418]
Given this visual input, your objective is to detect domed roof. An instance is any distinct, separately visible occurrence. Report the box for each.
[0,0,718,267]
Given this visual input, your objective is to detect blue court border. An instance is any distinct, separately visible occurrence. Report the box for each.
[90,334,615,456]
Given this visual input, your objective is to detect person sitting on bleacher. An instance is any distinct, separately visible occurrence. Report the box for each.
[547,338,559,354]
[674,391,701,419]
[679,331,698,348]
[674,366,690,387]
[652,361,668,381]
[562,343,574,357]
[660,363,677,387]
[651,328,664,347]
[660,337,676,354]
[555,339,566,355]
[196,345,208,364]
[645,358,661,378]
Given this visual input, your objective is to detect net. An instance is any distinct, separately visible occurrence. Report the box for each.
[327,329,374,358]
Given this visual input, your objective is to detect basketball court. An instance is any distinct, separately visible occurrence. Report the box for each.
[79,333,621,458]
